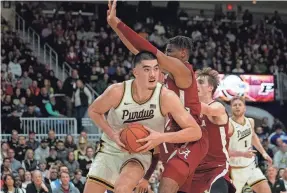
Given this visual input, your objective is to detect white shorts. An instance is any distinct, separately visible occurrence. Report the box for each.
[87,139,152,191]
[230,161,266,193]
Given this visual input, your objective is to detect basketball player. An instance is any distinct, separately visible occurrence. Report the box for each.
[107,1,208,192]
[84,51,202,193]
[229,96,273,193]
[175,68,235,193]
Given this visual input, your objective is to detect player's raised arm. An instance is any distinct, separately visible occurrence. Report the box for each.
[107,0,192,89]
[88,83,125,148]
[107,0,139,55]
[160,88,202,143]
[201,102,226,117]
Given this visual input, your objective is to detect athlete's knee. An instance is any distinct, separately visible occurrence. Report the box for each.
[159,177,179,193]
[114,184,133,193]
[84,180,107,193]
[252,181,271,193]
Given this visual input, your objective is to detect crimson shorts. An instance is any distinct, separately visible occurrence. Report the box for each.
[179,162,235,193]
[161,128,209,188]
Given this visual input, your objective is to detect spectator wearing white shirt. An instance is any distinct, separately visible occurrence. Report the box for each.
[35,139,50,161]
[8,58,22,78]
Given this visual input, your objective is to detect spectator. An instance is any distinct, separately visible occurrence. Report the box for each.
[74,137,87,161]
[73,79,92,132]
[273,143,287,169]
[257,139,274,170]
[44,95,63,117]
[34,139,50,161]
[50,165,75,192]
[15,136,29,162]
[47,130,58,148]
[261,117,272,134]
[256,127,268,141]
[1,158,12,175]
[269,125,287,146]
[64,135,77,152]
[56,140,68,162]
[47,166,59,184]
[26,170,51,193]
[1,142,10,160]
[78,146,94,177]
[8,148,21,175]
[282,169,287,190]
[43,79,54,95]
[29,81,40,97]
[22,149,38,171]
[26,132,40,150]
[54,171,80,193]
[38,160,49,179]
[20,71,32,90]
[22,171,32,189]
[8,57,22,78]
[267,166,286,193]
[17,167,25,182]
[45,146,58,170]
[63,151,79,178]
[14,175,25,192]
[36,87,50,116]
[72,169,84,193]
[62,69,79,117]
[1,174,26,193]
[22,103,37,117]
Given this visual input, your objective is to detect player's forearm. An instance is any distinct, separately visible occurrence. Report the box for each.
[144,153,159,180]
[88,110,115,139]
[117,21,158,55]
[161,126,202,143]
[252,135,266,155]
[200,102,225,117]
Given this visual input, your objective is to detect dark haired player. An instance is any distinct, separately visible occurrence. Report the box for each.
[107,1,209,192]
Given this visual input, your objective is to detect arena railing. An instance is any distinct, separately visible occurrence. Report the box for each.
[15,13,41,58]
[44,43,59,78]
[15,13,25,39]
[1,134,102,144]
[20,117,78,135]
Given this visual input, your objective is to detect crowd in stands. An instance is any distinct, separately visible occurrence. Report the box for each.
[1,1,287,193]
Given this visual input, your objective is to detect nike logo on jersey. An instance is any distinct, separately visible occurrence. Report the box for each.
[122,109,154,123]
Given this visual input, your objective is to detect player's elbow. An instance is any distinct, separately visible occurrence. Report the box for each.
[188,124,202,141]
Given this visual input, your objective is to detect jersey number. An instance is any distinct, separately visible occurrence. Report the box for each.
[244,140,247,147]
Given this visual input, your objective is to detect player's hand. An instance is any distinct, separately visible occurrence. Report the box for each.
[243,150,257,158]
[136,127,164,153]
[107,0,120,27]
[263,153,273,166]
[135,178,149,193]
[110,130,127,152]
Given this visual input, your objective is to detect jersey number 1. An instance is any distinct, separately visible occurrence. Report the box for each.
[244,140,247,147]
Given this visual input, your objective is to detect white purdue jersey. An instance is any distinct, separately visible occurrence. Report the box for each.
[101,79,166,148]
[229,117,254,167]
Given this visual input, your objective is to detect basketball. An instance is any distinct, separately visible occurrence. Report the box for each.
[120,123,150,153]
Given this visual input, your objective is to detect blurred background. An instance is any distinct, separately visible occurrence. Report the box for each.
[1,1,287,193]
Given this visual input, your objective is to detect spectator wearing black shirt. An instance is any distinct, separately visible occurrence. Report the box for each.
[267,166,286,193]
[78,146,94,176]
[22,149,38,172]
[47,129,58,148]
[36,87,50,116]
[63,69,79,117]
[64,135,77,152]
[26,170,52,193]
[72,169,84,193]
[26,132,40,150]
[45,146,58,170]
[7,130,19,149]
[15,136,29,162]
